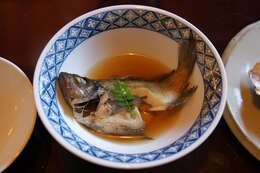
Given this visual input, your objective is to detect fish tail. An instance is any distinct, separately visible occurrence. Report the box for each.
[162,36,197,92]
[177,36,197,72]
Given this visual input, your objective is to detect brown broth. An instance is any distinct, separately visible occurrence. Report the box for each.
[88,53,170,79]
[87,53,182,143]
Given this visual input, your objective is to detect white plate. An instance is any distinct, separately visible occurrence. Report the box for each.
[0,57,36,172]
[223,21,260,161]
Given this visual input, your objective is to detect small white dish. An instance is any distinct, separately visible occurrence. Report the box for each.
[0,57,36,172]
[33,5,227,169]
[223,20,260,161]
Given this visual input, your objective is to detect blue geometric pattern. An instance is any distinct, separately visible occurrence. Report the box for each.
[38,8,223,163]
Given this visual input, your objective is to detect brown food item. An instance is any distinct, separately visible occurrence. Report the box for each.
[249,62,260,95]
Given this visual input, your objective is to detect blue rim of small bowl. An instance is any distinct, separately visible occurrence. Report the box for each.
[33,5,227,169]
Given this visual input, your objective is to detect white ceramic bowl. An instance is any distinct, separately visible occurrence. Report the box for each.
[223,20,260,160]
[0,57,36,172]
[33,5,227,169]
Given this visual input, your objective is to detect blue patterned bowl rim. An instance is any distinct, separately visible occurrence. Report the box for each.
[33,5,227,169]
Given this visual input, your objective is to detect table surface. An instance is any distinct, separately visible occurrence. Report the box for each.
[1,0,260,172]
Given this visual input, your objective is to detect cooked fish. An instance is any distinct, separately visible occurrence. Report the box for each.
[58,72,145,135]
[57,37,197,136]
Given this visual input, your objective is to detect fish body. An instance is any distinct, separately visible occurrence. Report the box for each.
[57,37,197,136]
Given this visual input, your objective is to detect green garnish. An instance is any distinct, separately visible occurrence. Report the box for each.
[112,80,136,118]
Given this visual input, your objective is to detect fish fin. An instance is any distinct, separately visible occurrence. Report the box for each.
[153,70,176,82]
[133,96,147,104]
[167,83,197,109]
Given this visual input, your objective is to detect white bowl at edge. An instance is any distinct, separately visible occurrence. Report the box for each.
[0,57,36,172]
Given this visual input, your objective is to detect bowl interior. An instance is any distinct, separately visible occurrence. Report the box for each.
[57,28,205,153]
[35,6,225,167]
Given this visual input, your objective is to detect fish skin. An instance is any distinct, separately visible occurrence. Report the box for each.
[57,37,197,135]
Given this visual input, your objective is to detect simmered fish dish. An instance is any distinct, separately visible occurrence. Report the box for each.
[57,37,198,137]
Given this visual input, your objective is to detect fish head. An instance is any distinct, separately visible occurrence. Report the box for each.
[58,72,102,106]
